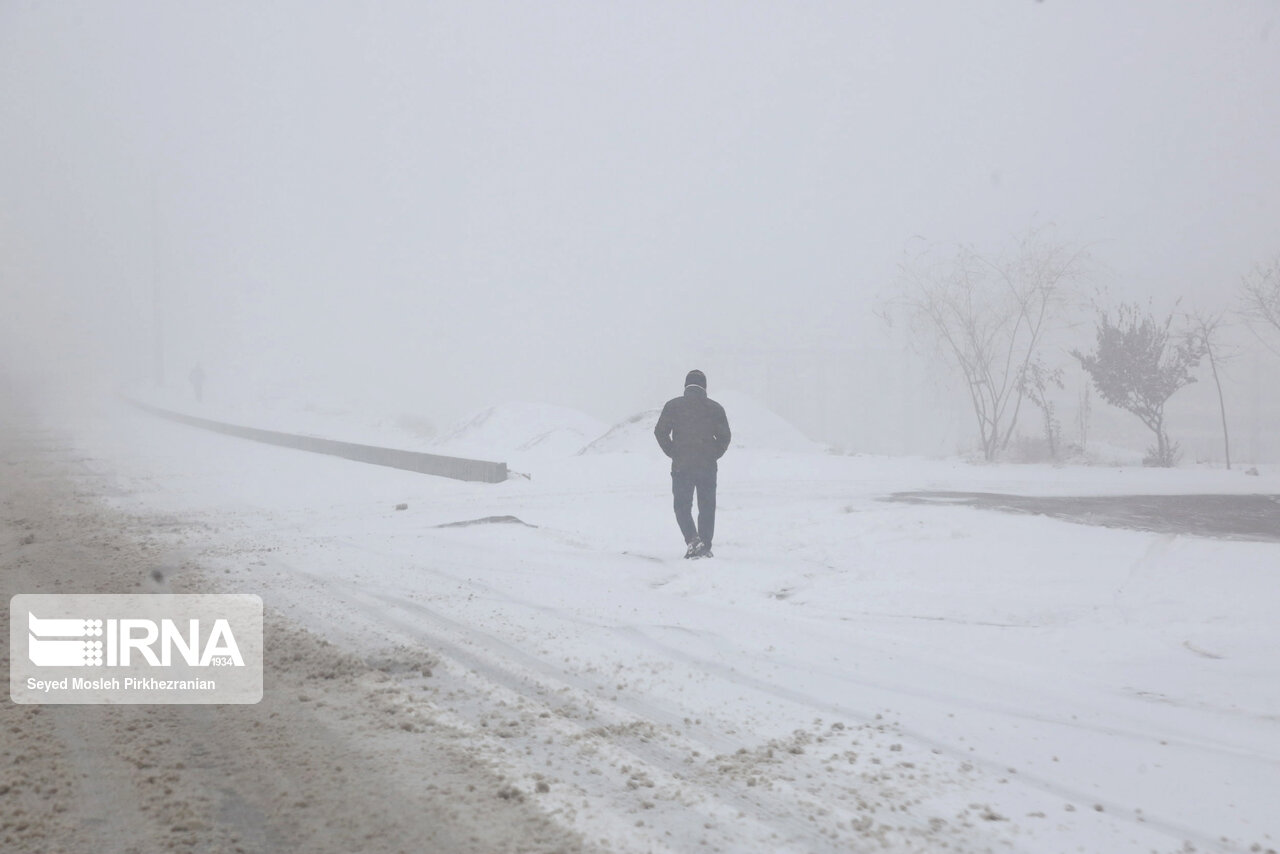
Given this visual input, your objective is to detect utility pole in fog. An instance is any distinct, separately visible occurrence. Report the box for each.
[151,179,164,387]
[1250,348,1261,464]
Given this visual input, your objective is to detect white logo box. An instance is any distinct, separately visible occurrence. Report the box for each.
[10,594,263,704]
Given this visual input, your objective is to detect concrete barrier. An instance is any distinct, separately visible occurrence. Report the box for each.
[124,398,508,483]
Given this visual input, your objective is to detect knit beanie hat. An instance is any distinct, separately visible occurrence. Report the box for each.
[685,369,707,390]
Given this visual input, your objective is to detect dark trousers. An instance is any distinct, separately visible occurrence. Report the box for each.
[672,467,717,545]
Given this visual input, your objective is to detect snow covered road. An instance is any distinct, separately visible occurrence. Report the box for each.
[1,413,590,853]
[8,397,1280,853]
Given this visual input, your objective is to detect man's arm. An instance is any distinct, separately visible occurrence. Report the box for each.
[654,402,676,458]
[713,404,731,458]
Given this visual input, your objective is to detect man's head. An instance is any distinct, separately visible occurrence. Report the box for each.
[685,369,707,390]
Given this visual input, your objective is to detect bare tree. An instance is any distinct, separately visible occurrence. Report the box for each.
[1185,309,1233,469]
[885,227,1087,461]
[1075,383,1092,454]
[1018,357,1064,460]
[1074,303,1206,467]
[1237,256,1280,354]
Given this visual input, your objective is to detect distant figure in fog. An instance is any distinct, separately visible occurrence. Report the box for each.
[654,369,731,559]
[188,364,206,402]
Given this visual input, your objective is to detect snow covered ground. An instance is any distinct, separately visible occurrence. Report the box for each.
[32,393,1280,853]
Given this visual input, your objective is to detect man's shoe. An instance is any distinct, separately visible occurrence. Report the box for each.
[694,541,713,558]
[684,539,702,559]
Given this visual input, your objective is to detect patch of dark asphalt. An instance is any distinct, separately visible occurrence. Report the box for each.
[883,491,1280,543]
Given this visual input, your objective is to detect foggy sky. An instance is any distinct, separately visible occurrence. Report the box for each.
[2,1,1278,432]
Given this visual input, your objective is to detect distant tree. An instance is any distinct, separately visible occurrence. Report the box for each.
[1237,257,1280,354]
[1185,309,1234,469]
[1018,358,1064,460]
[1075,383,1092,454]
[1073,303,1206,467]
[885,227,1088,461]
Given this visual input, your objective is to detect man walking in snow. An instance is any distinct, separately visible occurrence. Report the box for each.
[654,369,731,558]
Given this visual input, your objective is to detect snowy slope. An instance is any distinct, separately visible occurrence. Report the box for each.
[432,401,607,460]
[577,408,663,455]
[124,381,443,452]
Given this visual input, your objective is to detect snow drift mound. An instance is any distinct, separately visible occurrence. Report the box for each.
[432,402,608,459]
[580,389,824,455]
[578,409,663,455]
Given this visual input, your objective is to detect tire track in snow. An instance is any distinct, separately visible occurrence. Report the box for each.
[275,528,1270,854]
[245,537,1211,854]
[244,544,1047,852]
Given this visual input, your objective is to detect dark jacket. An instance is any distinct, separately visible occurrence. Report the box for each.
[654,386,731,472]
